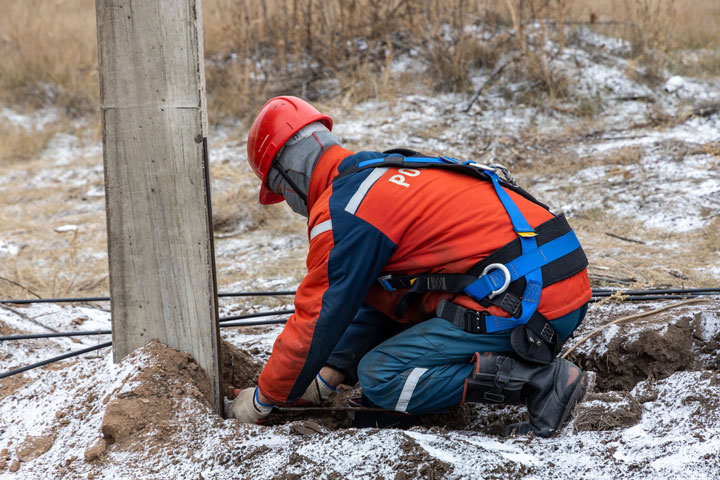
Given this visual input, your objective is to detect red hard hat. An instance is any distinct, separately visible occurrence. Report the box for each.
[247,96,333,204]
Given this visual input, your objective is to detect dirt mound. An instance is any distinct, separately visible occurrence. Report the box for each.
[570,315,696,391]
[99,341,212,451]
[221,338,262,391]
[16,434,56,462]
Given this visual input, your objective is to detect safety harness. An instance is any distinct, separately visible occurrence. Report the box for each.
[334,150,588,364]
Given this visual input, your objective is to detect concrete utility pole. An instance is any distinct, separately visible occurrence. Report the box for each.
[96,0,223,414]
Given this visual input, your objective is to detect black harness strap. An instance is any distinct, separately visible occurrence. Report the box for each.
[437,300,564,364]
[383,215,588,318]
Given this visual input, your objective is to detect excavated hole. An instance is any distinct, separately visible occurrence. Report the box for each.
[568,316,695,392]
[221,306,720,434]
[567,312,719,393]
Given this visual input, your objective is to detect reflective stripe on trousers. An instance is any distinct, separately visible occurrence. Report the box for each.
[357,304,587,414]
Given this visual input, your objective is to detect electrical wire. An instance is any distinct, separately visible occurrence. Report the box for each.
[589,294,705,303]
[219,309,294,323]
[591,287,720,296]
[0,311,294,341]
[219,318,289,328]
[0,341,112,380]
[2,286,718,379]
[2,287,719,306]
[0,290,297,305]
[0,330,111,341]
[0,317,293,379]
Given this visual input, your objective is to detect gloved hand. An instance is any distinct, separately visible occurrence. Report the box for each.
[227,387,273,424]
[300,373,337,405]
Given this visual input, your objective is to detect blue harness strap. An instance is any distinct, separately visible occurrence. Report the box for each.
[478,171,543,332]
[462,230,581,305]
[351,154,583,333]
[357,156,452,168]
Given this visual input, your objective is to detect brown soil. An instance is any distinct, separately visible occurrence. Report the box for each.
[220,338,262,391]
[464,403,527,436]
[0,373,32,401]
[394,434,454,479]
[569,314,697,391]
[573,391,643,432]
[16,434,56,462]
[100,340,212,448]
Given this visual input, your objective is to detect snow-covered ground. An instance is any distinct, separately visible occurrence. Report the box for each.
[1,27,720,479]
[1,298,718,479]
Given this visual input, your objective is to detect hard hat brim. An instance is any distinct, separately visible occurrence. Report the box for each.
[259,183,285,205]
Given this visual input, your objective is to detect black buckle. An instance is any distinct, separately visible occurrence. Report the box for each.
[463,310,487,334]
[483,392,505,403]
[377,275,396,291]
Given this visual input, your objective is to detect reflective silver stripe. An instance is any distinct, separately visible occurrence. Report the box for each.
[344,167,389,214]
[309,219,332,241]
[395,367,428,412]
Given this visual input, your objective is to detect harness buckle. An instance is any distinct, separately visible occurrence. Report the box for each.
[377,275,395,291]
[489,163,517,186]
[481,263,511,299]
[463,310,487,334]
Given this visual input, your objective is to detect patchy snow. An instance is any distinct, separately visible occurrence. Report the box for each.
[40,133,101,166]
[2,306,718,479]
[534,146,720,233]
[578,115,720,155]
[0,240,20,257]
[0,107,60,131]
[2,25,720,480]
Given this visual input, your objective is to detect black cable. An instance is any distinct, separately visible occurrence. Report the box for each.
[219,309,294,323]
[3,285,717,377]
[0,310,295,341]
[0,341,111,380]
[0,290,297,305]
[219,290,295,298]
[3,287,718,306]
[0,320,292,380]
[220,318,289,328]
[0,296,110,305]
[0,330,111,341]
[591,287,720,296]
[4,287,718,341]
[0,318,292,379]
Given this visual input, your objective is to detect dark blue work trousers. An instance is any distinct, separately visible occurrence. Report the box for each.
[328,304,587,414]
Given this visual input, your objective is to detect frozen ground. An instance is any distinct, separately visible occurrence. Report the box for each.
[1,27,720,479]
[1,298,718,479]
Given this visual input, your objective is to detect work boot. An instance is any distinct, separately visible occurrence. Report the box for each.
[463,352,588,437]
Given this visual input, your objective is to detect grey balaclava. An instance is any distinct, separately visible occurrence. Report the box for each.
[266,121,339,217]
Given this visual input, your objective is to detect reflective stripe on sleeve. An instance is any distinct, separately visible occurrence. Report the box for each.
[309,219,333,241]
[344,167,389,214]
[395,367,428,412]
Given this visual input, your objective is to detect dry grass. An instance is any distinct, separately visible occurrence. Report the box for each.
[1,0,717,122]
[0,115,108,299]
[0,0,718,299]
[209,159,302,236]
[0,0,98,116]
[0,121,58,166]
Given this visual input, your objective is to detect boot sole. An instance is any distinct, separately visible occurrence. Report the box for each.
[557,371,590,433]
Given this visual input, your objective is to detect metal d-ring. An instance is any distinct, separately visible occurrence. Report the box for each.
[482,263,511,299]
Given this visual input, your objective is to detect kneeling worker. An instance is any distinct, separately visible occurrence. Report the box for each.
[229,96,592,437]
